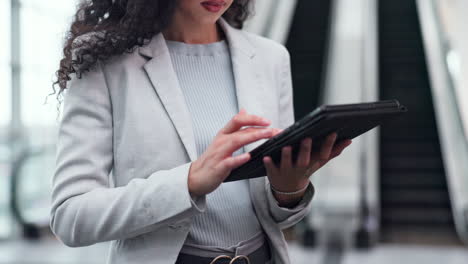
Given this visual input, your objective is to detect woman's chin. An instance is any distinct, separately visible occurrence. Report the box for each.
[197,15,222,26]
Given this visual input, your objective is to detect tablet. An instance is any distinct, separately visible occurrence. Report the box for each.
[225,99,407,182]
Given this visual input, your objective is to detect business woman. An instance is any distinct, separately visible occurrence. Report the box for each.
[50,0,352,263]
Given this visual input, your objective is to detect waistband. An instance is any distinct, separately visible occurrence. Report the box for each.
[176,242,271,264]
[180,231,267,258]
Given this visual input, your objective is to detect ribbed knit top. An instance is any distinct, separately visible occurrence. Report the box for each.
[165,39,263,248]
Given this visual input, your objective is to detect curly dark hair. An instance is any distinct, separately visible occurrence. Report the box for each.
[49,0,252,114]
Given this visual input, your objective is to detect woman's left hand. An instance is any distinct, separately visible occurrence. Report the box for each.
[263,132,352,207]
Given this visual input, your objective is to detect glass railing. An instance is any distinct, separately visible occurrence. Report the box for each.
[244,0,298,44]
[0,134,13,239]
[0,0,12,240]
[306,0,380,250]
[0,0,77,239]
[432,0,468,140]
[0,126,57,239]
[10,141,56,238]
[416,0,468,244]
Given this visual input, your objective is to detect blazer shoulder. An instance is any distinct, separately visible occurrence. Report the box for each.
[104,43,147,69]
[71,32,146,73]
[241,30,290,59]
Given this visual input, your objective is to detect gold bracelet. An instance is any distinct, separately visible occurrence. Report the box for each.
[270,182,309,195]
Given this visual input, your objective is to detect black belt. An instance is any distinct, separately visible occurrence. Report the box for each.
[175,242,271,264]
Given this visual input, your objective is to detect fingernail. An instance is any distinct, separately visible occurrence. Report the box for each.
[262,118,271,123]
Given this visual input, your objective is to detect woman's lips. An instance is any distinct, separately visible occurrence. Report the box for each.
[201,1,225,13]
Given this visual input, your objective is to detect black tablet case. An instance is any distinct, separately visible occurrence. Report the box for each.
[225,99,407,182]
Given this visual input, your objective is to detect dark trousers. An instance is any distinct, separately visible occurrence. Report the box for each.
[175,242,272,264]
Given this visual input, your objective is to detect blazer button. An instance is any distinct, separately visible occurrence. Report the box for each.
[169,221,190,230]
[168,223,179,229]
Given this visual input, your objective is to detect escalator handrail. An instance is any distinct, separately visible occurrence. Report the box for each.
[10,144,55,239]
[244,0,298,44]
[310,0,380,232]
[359,0,380,246]
[263,0,299,44]
[416,0,468,244]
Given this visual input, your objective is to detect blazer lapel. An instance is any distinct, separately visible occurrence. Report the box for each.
[218,18,268,153]
[138,18,267,161]
[139,34,198,162]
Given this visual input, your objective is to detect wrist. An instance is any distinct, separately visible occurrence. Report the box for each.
[271,190,305,208]
[270,178,310,193]
[188,161,202,196]
[270,181,310,208]
[270,181,309,194]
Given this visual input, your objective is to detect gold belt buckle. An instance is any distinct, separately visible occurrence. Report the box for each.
[231,255,251,264]
[209,254,251,264]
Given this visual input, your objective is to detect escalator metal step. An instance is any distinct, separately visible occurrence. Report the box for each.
[381,189,451,207]
[381,130,439,140]
[381,116,436,128]
[381,141,442,156]
[381,156,444,170]
[381,171,447,188]
[381,225,461,245]
[382,208,453,225]
[286,0,332,120]
[378,0,458,244]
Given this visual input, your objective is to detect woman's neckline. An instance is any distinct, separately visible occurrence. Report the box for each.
[165,38,229,56]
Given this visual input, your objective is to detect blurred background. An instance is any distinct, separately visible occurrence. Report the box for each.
[1,0,468,263]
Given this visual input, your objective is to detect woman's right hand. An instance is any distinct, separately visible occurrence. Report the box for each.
[188,109,277,196]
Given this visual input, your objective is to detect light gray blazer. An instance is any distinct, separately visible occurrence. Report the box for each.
[50,17,314,264]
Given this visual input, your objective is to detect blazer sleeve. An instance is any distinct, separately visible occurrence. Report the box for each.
[50,61,206,247]
[264,45,314,228]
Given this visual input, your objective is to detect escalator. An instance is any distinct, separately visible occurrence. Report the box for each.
[284,0,333,247]
[378,0,461,244]
[285,0,333,246]
[285,0,333,121]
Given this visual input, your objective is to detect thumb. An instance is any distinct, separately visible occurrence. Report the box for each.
[273,128,284,136]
